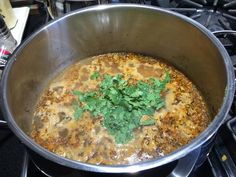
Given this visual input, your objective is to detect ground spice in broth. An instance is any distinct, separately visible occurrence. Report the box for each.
[31,53,211,165]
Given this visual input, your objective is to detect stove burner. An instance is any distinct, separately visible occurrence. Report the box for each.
[155,0,236,72]
[154,0,236,32]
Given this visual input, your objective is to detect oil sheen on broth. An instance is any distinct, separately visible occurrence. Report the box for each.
[31,53,211,165]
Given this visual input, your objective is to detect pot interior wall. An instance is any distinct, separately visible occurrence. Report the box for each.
[6,6,227,133]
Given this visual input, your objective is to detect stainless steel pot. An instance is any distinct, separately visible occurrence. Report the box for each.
[0,4,235,176]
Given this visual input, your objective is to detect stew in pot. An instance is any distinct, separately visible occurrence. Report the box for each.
[31,53,211,165]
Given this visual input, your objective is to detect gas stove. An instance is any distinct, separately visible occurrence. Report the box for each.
[1,0,236,177]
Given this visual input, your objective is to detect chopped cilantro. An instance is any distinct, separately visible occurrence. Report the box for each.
[140,118,156,126]
[72,72,170,144]
[90,71,100,80]
[73,106,83,120]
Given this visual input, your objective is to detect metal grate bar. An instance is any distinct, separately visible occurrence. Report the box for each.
[205,14,212,27]
[20,151,29,177]
[190,13,202,19]
[224,0,236,8]
[218,18,231,30]
[212,30,236,35]
[156,0,170,7]
[214,136,236,177]
[213,0,219,6]
[230,55,236,69]
[227,118,236,142]
[198,0,207,5]
[166,7,198,12]
[223,13,236,21]
[228,9,236,13]
[181,0,203,8]
[190,0,206,4]
[207,153,226,177]
[0,120,7,126]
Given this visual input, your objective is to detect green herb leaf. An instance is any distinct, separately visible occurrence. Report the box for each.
[73,106,83,120]
[140,118,156,126]
[72,72,170,144]
[90,71,100,80]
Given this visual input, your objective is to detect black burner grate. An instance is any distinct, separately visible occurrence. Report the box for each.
[154,0,236,32]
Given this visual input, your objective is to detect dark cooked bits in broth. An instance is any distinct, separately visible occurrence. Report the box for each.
[31,53,211,165]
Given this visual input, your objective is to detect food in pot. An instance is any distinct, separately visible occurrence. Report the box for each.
[31,53,211,165]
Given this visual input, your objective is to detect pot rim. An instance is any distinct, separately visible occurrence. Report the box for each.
[0,4,235,173]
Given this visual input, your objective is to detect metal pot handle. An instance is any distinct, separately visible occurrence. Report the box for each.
[168,148,201,177]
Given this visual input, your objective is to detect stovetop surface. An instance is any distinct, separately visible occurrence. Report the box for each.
[1,0,236,177]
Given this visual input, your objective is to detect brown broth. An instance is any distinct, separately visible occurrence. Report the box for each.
[31,53,211,165]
